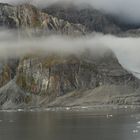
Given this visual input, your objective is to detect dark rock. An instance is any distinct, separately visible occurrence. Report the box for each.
[15,50,140,105]
[0,80,27,109]
[43,5,121,34]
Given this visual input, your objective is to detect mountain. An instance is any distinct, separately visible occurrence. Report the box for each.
[0,3,140,109]
[43,4,121,34]
[43,4,140,35]
[0,3,86,35]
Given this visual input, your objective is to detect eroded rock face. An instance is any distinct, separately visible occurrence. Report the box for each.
[0,59,18,88]
[15,50,140,104]
[0,3,87,35]
[43,4,140,36]
[0,3,140,108]
[43,5,121,34]
[0,2,87,99]
[0,80,27,109]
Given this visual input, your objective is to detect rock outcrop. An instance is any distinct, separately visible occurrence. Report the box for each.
[0,3,86,36]
[43,4,140,35]
[0,59,18,88]
[0,80,27,109]
[0,3,140,109]
[15,50,140,106]
[43,4,121,34]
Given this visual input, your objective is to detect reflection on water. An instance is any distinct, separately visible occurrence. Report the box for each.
[0,111,140,140]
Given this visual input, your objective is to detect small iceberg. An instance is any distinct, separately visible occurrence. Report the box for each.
[66,107,70,110]
[81,106,88,109]
[133,129,139,133]
[106,114,113,118]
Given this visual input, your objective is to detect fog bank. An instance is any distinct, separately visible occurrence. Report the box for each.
[0,30,140,78]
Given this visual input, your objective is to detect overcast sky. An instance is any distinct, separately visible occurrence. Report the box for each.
[0,0,140,24]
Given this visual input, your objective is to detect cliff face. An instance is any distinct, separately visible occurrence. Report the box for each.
[0,51,140,109]
[0,3,140,109]
[0,3,87,91]
[43,5,121,34]
[14,51,140,106]
[0,59,18,88]
[43,4,140,35]
[0,3,86,35]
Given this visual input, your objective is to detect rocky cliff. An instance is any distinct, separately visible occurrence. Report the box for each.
[0,3,86,36]
[43,4,121,34]
[1,50,140,109]
[0,3,140,109]
[16,51,140,107]
[43,4,140,35]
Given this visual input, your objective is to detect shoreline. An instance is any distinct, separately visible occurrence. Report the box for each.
[1,105,140,115]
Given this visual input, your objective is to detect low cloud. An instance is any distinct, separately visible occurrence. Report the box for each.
[0,29,140,78]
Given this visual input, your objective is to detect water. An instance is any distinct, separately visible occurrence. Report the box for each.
[0,111,140,140]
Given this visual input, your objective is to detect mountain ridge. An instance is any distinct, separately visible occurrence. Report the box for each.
[0,3,139,109]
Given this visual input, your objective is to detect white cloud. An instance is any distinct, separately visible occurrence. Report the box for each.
[0,30,140,78]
